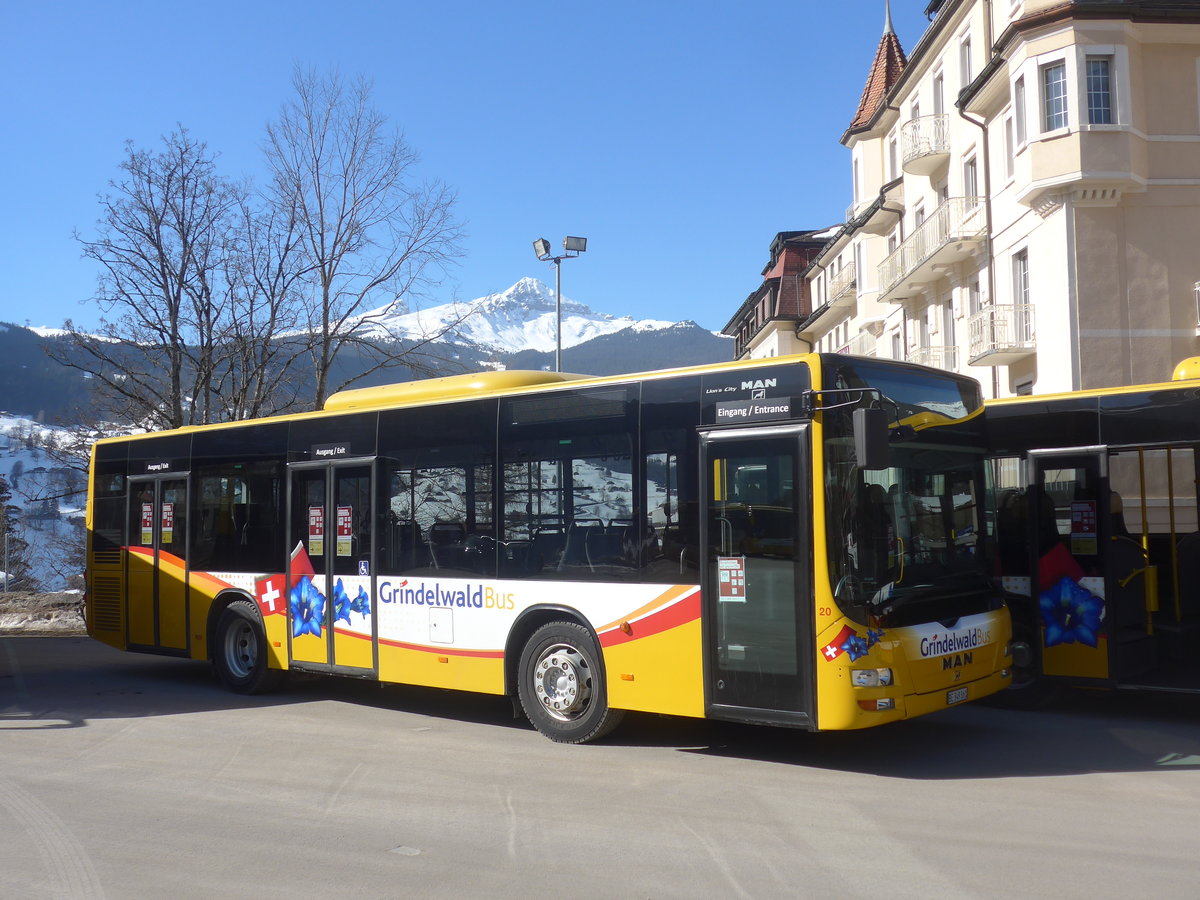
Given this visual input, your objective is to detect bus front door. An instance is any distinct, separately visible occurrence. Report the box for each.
[700,426,813,726]
[287,463,377,676]
[125,475,189,654]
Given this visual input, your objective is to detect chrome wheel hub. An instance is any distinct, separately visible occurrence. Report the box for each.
[534,643,591,721]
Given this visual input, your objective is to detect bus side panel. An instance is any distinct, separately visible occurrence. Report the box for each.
[87,567,126,650]
[377,642,506,695]
[601,617,705,718]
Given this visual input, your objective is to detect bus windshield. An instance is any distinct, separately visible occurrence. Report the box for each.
[822,358,994,627]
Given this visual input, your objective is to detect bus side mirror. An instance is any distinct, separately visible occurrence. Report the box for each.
[853,408,891,470]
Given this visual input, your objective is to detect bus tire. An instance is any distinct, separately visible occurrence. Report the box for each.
[517,621,624,744]
[213,599,283,695]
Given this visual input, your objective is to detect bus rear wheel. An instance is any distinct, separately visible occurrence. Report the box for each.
[517,621,624,744]
[213,599,283,695]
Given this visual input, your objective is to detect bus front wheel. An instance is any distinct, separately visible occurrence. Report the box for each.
[213,599,283,695]
[517,621,624,743]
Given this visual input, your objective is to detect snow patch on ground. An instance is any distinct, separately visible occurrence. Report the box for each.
[0,592,85,635]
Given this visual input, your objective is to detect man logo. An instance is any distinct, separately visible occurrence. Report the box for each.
[741,378,777,391]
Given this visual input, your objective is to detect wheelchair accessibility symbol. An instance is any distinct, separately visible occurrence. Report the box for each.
[358,560,370,576]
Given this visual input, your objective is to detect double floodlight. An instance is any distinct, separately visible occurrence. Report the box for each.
[533,236,588,261]
[531,235,588,372]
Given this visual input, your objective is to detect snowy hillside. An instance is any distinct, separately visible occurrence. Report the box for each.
[353,277,678,353]
[0,415,89,591]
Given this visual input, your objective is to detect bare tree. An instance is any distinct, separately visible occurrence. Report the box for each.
[55,129,312,428]
[264,67,466,406]
[210,191,311,420]
[57,129,238,429]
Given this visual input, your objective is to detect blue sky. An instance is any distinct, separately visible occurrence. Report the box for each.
[1,1,933,333]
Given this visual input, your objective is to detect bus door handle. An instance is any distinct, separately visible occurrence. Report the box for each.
[717,516,733,556]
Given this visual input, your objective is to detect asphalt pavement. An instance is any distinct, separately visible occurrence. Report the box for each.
[2,636,1199,899]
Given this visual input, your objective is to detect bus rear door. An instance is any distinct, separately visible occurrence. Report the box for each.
[125,474,190,654]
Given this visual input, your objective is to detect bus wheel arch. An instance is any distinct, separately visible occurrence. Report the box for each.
[987,594,1061,709]
[209,593,283,695]
[507,609,624,743]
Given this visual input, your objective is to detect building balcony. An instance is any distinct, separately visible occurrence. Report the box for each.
[901,114,950,176]
[828,262,857,306]
[908,345,958,371]
[877,197,987,302]
[968,304,1036,365]
[848,331,877,357]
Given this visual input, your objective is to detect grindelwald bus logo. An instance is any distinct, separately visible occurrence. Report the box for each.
[919,625,991,669]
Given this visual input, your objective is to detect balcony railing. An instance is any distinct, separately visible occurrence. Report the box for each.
[829,262,857,304]
[848,332,877,357]
[968,304,1036,365]
[908,345,959,371]
[877,196,986,301]
[901,114,950,176]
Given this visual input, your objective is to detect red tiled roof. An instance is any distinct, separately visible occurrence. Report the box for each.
[848,29,907,132]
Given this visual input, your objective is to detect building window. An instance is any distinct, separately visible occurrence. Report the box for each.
[1013,249,1030,307]
[1042,62,1068,131]
[1004,116,1015,179]
[891,332,903,360]
[960,35,973,88]
[933,72,945,116]
[888,134,898,180]
[1086,56,1113,124]
[1014,76,1027,144]
[968,276,983,316]
[963,156,978,205]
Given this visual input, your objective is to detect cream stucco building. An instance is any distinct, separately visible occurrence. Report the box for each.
[741,0,1200,397]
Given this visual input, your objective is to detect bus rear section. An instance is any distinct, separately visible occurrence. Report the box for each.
[987,366,1200,697]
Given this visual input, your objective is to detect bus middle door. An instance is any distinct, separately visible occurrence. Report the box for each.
[287,462,377,676]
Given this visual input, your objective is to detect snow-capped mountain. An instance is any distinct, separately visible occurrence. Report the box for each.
[354,277,678,353]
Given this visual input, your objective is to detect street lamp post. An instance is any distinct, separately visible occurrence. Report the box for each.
[533,236,587,372]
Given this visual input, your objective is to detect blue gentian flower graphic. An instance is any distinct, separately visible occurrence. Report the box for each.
[289,576,326,639]
[333,578,353,626]
[351,585,371,617]
[866,628,885,648]
[842,634,870,662]
[1039,576,1104,648]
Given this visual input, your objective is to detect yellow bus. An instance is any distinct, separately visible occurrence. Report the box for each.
[85,353,1014,742]
[987,358,1200,700]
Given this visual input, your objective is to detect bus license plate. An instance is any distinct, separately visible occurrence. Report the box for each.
[947,687,968,706]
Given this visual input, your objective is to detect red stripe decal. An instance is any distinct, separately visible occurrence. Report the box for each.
[597,588,701,647]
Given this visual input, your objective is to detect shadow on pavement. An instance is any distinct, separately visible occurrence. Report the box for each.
[4,636,1198,779]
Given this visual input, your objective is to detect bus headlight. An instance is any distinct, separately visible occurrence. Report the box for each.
[851,668,893,687]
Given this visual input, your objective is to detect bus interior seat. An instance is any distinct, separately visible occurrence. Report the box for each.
[560,520,604,570]
[428,522,466,568]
